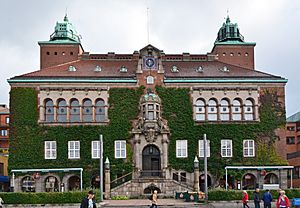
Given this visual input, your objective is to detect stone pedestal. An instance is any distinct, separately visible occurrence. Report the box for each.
[105,169,111,199]
[194,168,199,192]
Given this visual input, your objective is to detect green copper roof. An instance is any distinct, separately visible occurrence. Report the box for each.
[287,111,300,122]
[48,14,81,43]
[164,78,288,83]
[215,16,245,43]
[214,40,256,46]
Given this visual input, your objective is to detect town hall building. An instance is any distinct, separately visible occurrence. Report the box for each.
[7,15,291,196]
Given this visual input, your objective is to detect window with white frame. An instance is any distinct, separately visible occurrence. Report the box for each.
[221,140,232,157]
[195,99,205,121]
[220,99,230,121]
[232,99,242,120]
[115,140,126,158]
[243,140,255,157]
[176,140,187,158]
[5,117,9,124]
[0,130,8,136]
[44,141,56,159]
[68,141,80,159]
[146,76,154,84]
[91,141,100,159]
[199,140,210,157]
[207,99,217,121]
[244,99,254,120]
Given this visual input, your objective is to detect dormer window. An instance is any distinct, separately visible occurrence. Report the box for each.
[171,66,179,73]
[120,66,128,73]
[196,66,204,73]
[94,65,102,72]
[68,66,77,72]
[220,66,229,72]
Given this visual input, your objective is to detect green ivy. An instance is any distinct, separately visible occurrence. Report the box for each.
[156,86,287,178]
[9,87,144,187]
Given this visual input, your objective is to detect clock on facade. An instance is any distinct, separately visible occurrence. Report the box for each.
[143,56,157,70]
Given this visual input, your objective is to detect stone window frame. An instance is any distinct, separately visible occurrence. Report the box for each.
[44,141,57,159]
[68,141,80,159]
[91,141,100,159]
[176,140,188,158]
[221,139,232,157]
[193,96,257,122]
[40,96,108,124]
[243,139,255,157]
[114,140,126,159]
[146,76,154,84]
[198,140,210,157]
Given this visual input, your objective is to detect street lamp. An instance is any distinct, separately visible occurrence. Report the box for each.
[194,156,199,169]
[105,157,110,170]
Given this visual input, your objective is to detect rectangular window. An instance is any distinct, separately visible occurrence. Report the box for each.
[287,126,295,131]
[91,141,100,159]
[243,140,255,157]
[221,140,232,157]
[0,130,8,136]
[286,137,295,144]
[176,140,187,158]
[5,117,9,124]
[199,140,210,157]
[44,141,56,159]
[115,140,126,158]
[68,141,80,159]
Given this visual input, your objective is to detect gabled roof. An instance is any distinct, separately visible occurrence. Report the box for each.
[287,111,300,122]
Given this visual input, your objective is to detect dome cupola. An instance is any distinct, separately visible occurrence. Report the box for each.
[215,15,244,43]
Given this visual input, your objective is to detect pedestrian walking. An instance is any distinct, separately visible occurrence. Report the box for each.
[149,190,158,208]
[262,189,273,208]
[254,188,261,208]
[80,190,97,208]
[0,197,4,208]
[276,190,290,208]
[242,190,250,208]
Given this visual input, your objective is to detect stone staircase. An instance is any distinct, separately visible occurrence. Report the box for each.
[110,178,194,198]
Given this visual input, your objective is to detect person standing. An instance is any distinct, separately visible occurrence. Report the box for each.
[262,189,273,208]
[0,197,4,208]
[254,188,261,208]
[80,190,97,208]
[276,190,290,208]
[242,190,250,208]
[150,190,158,208]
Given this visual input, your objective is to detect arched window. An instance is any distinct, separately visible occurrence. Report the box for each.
[57,99,67,122]
[208,99,217,121]
[70,99,80,122]
[22,176,35,192]
[244,99,254,120]
[83,99,93,122]
[146,76,154,84]
[95,99,105,122]
[195,99,205,121]
[220,99,230,121]
[232,99,242,121]
[45,99,54,122]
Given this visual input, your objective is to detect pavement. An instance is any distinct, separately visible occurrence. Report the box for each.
[3,199,278,208]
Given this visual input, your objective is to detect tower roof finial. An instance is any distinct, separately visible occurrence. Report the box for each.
[64,7,69,22]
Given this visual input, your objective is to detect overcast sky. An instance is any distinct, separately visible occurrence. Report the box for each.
[0,0,299,117]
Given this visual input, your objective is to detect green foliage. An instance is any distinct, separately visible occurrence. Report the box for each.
[9,87,144,186]
[0,190,98,204]
[111,195,129,200]
[156,86,287,177]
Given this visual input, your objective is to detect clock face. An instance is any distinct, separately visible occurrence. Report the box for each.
[146,58,155,68]
[143,56,157,69]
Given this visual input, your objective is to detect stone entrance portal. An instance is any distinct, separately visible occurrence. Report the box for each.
[142,145,161,177]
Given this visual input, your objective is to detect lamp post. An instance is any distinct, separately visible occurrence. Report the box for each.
[194,156,199,192]
[104,157,111,199]
[99,134,103,202]
[203,133,208,204]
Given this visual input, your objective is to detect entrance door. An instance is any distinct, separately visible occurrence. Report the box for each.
[142,145,161,177]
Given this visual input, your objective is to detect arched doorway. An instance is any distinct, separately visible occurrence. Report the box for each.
[45,176,59,192]
[144,184,161,194]
[21,176,35,192]
[242,173,256,190]
[264,173,279,184]
[142,145,161,177]
[199,174,212,192]
[91,175,100,189]
[68,175,80,191]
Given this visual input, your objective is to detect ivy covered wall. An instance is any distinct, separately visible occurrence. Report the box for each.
[9,87,144,186]
[156,86,287,177]
[9,85,287,186]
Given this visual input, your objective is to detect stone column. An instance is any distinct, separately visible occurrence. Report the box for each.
[194,156,200,192]
[104,157,111,199]
[53,106,57,122]
[133,134,141,171]
[162,134,169,170]
[39,106,45,122]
